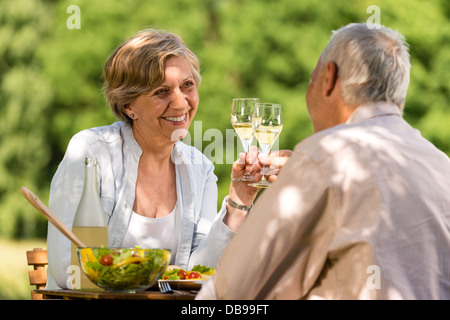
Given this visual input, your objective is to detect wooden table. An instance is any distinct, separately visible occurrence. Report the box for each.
[35,288,197,300]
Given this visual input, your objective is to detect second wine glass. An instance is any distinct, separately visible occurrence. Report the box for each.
[249,103,283,188]
[231,98,259,182]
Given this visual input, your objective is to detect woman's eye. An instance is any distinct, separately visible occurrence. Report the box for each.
[154,88,168,96]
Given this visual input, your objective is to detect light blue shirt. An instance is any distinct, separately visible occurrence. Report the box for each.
[46,121,235,289]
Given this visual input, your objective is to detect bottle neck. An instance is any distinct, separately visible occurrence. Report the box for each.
[73,157,107,227]
[83,160,98,195]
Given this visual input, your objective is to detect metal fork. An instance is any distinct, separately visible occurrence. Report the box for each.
[158,281,193,295]
[158,281,173,293]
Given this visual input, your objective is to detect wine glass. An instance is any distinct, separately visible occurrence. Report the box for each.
[249,103,283,188]
[230,98,259,181]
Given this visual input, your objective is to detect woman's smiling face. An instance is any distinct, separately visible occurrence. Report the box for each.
[126,55,199,145]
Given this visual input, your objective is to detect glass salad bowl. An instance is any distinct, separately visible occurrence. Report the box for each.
[77,247,171,292]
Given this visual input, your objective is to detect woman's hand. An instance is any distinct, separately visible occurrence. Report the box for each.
[229,145,260,200]
[224,146,260,231]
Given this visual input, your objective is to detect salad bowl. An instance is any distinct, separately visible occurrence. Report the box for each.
[77,247,171,292]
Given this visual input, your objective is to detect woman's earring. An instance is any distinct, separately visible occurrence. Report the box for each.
[130,114,135,118]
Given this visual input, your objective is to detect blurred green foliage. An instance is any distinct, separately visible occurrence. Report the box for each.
[1,0,449,238]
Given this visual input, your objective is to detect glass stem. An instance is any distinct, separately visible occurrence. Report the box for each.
[259,144,271,181]
[241,139,250,172]
[241,139,250,155]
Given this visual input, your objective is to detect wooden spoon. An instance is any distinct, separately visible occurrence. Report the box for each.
[21,186,86,248]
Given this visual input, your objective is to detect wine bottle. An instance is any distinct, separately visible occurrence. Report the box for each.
[70,158,108,290]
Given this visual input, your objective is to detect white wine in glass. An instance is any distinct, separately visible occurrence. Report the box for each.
[249,103,283,188]
[231,98,259,181]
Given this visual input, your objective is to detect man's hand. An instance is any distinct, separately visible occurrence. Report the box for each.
[257,149,293,182]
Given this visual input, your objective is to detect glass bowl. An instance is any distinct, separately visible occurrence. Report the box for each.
[77,247,171,292]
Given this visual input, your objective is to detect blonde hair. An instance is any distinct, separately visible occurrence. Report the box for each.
[103,29,201,123]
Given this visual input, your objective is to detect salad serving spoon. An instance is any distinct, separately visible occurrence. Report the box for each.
[21,186,86,248]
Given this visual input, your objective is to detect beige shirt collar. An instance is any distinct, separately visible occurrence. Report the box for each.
[346,102,402,124]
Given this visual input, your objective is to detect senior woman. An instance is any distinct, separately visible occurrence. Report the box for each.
[46,29,261,289]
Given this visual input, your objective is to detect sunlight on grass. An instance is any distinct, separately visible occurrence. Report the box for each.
[0,238,47,300]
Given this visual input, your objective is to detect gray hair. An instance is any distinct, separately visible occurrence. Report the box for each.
[319,23,411,110]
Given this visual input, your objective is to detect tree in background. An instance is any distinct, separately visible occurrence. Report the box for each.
[1,0,449,238]
[0,0,54,237]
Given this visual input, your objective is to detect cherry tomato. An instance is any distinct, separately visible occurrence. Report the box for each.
[177,269,187,280]
[100,254,113,266]
[187,271,201,279]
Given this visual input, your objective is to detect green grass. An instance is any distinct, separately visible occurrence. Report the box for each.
[0,238,47,300]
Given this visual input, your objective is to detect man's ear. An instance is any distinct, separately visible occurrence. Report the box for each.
[323,61,338,97]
